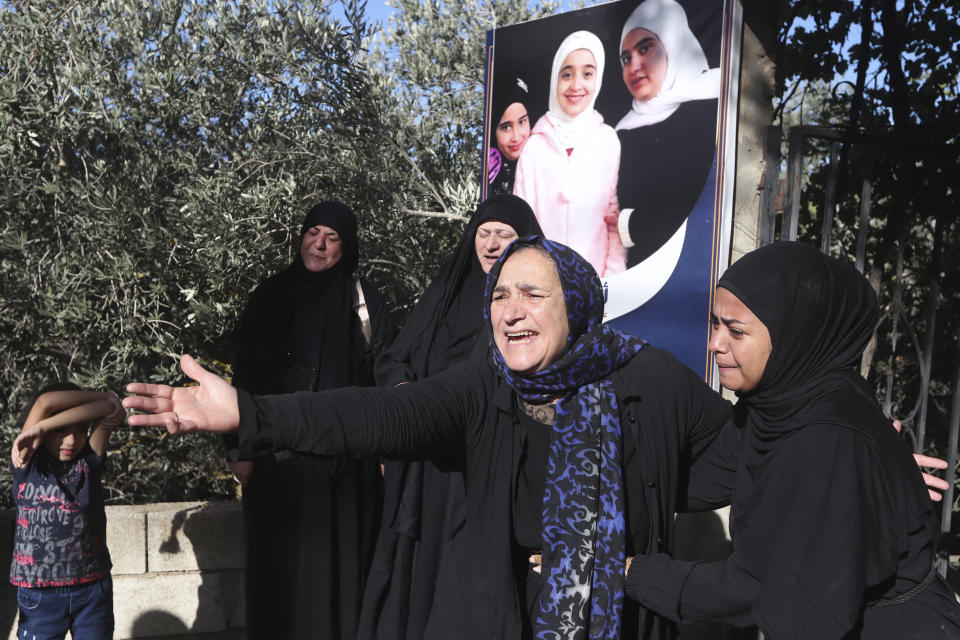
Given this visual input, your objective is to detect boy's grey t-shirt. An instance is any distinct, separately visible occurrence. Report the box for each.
[9,444,111,587]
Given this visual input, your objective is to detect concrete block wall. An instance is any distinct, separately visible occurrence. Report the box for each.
[1,502,246,640]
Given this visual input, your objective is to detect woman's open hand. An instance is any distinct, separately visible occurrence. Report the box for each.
[123,355,240,434]
[894,420,950,502]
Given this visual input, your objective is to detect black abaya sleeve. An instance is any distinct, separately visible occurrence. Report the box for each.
[627,423,920,640]
[626,552,758,628]
[679,417,740,512]
[237,360,494,463]
[360,279,397,362]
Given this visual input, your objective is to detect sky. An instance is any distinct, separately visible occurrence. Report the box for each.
[364,0,395,24]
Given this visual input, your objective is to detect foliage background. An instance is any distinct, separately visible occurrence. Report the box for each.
[0,0,556,507]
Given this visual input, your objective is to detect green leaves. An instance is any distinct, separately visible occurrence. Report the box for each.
[0,0,572,506]
[0,0,388,506]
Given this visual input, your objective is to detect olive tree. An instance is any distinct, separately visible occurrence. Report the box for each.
[0,0,560,506]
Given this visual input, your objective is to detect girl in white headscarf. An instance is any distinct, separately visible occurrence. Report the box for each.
[513,30,627,277]
[608,0,721,270]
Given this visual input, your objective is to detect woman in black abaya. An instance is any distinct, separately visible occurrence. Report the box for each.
[625,242,960,639]
[358,194,542,640]
[230,201,394,639]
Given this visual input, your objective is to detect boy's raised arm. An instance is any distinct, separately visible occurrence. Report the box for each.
[88,393,125,458]
[12,398,115,467]
[21,390,111,430]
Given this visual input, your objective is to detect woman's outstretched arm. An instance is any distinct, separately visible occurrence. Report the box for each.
[125,354,490,462]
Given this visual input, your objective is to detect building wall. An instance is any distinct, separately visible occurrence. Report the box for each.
[1,502,246,640]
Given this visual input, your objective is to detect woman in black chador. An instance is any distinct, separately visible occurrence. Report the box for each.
[229,201,394,639]
[625,242,960,639]
[358,194,542,640]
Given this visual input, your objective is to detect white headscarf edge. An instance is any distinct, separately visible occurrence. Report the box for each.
[616,0,720,130]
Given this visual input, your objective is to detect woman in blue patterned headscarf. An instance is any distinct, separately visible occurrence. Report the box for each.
[483,237,645,638]
[125,238,734,639]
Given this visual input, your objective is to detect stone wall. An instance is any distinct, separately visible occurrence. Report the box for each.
[1,502,246,640]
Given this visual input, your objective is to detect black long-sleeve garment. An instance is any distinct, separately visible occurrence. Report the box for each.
[237,346,732,640]
[626,389,960,639]
[231,274,396,640]
[616,100,716,267]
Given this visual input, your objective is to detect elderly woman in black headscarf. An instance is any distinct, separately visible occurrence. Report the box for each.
[228,201,395,639]
[625,242,960,639]
[359,194,541,640]
[124,236,733,639]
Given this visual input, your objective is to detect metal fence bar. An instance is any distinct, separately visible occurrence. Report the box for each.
[820,142,842,252]
[916,275,940,453]
[783,127,805,241]
[855,155,875,273]
[938,332,960,578]
[882,245,905,418]
[759,126,781,246]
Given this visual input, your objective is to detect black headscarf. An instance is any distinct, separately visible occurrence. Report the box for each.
[374,194,542,386]
[719,241,879,444]
[233,201,367,394]
[719,242,930,639]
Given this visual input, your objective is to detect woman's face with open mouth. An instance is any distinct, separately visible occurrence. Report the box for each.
[490,249,569,375]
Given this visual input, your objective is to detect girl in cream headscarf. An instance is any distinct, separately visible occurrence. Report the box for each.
[513,30,626,277]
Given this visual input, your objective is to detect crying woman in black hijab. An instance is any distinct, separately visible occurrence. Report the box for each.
[624,242,960,640]
[229,200,395,639]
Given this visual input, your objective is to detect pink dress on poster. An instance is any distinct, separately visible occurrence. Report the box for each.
[513,30,626,277]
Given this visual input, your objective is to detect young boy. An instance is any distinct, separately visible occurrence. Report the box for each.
[10,383,124,640]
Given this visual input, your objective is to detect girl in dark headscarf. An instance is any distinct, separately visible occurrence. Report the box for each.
[625,242,960,639]
[488,75,534,196]
[230,201,395,640]
[359,194,542,640]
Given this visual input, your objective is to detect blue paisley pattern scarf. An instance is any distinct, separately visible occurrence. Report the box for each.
[483,237,645,640]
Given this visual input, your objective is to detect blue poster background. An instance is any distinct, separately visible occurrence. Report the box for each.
[607,158,718,379]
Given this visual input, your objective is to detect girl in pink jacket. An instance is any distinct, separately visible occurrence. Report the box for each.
[514,30,626,277]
